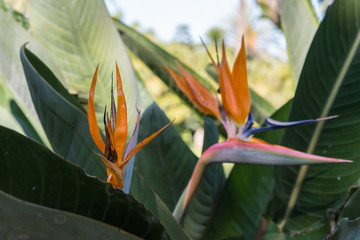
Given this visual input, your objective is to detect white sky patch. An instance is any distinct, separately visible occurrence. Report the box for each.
[105,0,238,43]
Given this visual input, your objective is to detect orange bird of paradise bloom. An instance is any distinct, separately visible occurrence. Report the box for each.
[88,64,172,189]
[166,37,351,211]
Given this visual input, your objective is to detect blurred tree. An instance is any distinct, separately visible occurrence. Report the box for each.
[206,26,225,43]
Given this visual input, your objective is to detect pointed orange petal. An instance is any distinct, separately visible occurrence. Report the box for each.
[166,65,214,116]
[176,63,220,118]
[120,119,174,168]
[97,153,124,189]
[166,64,219,118]
[114,63,128,158]
[232,36,250,121]
[88,65,105,154]
[165,64,195,100]
[219,41,248,124]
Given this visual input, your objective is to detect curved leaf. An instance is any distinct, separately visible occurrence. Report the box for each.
[20,46,107,180]
[0,190,141,240]
[131,103,197,211]
[113,19,274,124]
[0,125,168,239]
[273,0,360,234]
[280,0,319,82]
[27,0,140,130]
[182,118,225,239]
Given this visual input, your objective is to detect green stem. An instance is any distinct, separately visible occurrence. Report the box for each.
[278,165,309,232]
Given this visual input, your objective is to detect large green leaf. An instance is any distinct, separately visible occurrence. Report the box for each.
[20,46,106,180]
[0,125,168,239]
[113,19,275,124]
[0,190,141,240]
[131,170,190,240]
[27,0,140,130]
[182,118,225,239]
[280,0,319,82]
[131,103,197,211]
[272,0,360,235]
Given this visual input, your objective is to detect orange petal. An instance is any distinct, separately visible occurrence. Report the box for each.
[88,65,105,154]
[219,41,249,124]
[97,153,124,189]
[120,119,174,168]
[232,36,250,122]
[170,63,220,118]
[114,63,128,158]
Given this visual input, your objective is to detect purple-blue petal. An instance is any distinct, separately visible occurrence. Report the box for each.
[243,115,338,138]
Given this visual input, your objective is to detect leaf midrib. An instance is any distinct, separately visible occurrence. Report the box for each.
[307,28,360,153]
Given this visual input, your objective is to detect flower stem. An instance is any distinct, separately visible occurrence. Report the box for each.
[278,165,309,232]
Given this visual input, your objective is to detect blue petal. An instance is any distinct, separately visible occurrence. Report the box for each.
[242,113,254,133]
[243,115,338,138]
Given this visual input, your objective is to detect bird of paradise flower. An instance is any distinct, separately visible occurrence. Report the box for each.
[88,64,172,190]
[166,37,350,213]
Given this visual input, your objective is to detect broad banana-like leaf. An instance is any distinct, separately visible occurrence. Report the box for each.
[280,0,319,82]
[131,103,197,211]
[113,19,275,124]
[0,125,169,239]
[20,46,106,180]
[27,0,140,132]
[0,190,141,240]
[272,0,360,235]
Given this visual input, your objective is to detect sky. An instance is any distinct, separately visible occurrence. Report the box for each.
[105,0,238,43]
